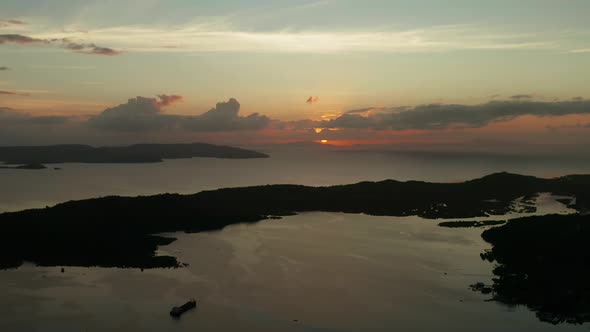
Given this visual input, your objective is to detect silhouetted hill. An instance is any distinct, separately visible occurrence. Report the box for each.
[0,172,589,270]
[477,213,590,324]
[0,143,268,164]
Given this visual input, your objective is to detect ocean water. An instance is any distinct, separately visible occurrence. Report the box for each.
[0,149,589,331]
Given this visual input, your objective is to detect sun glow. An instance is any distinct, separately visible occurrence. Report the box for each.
[320,139,328,144]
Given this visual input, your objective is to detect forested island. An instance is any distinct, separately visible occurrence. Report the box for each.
[0,143,268,165]
[0,172,588,270]
[474,213,590,324]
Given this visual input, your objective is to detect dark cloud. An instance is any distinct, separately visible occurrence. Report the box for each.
[156,94,183,107]
[182,98,270,132]
[0,34,47,44]
[306,96,319,104]
[88,96,176,132]
[88,96,270,133]
[510,94,533,100]
[0,19,25,28]
[1,19,25,25]
[0,66,9,71]
[0,34,122,56]
[312,99,590,131]
[0,90,29,96]
[63,42,123,56]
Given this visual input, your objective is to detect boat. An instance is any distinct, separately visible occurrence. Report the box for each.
[170,299,197,318]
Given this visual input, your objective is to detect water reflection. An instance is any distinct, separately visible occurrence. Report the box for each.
[0,195,585,331]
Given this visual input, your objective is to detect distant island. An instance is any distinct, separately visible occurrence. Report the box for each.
[0,163,47,170]
[0,143,269,165]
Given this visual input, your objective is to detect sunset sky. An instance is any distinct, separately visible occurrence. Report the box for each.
[1,0,589,150]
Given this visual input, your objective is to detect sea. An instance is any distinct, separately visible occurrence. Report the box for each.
[1,147,589,331]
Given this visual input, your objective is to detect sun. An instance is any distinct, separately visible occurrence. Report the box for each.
[320,139,328,144]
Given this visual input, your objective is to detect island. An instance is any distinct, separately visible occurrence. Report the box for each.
[0,143,269,165]
[0,171,589,270]
[0,163,47,170]
[473,213,590,325]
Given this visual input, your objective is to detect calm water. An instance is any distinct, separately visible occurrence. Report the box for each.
[1,148,589,212]
[0,197,581,331]
[1,149,589,331]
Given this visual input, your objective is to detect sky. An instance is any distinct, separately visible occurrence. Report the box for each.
[1,0,590,152]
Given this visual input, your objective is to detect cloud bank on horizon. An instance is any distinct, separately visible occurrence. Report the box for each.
[1,95,589,151]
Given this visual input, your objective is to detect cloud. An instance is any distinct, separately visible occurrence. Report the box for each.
[51,23,563,54]
[156,94,183,107]
[0,34,122,56]
[88,96,175,132]
[308,99,590,131]
[567,48,590,54]
[0,19,25,28]
[0,66,9,71]
[182,98,270,131]
[1,19,25,25]
[0,34,47,44]
[88,96,270,132]
[0,90,29,96]
[345,106,396,114]
[510,94,533,100]
[306,96,319,104]
[63,42,123,56]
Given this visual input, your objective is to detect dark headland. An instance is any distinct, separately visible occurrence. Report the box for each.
[472,213,590,325]
[0,143,268,165]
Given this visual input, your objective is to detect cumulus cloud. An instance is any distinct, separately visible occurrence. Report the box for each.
[0,34,122,56]
[156,94,183,107]
[305,99,590,131]
[306,96,319,104]
[88,96,176,132]
[182,98,270,131]
[88,96,270,132]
